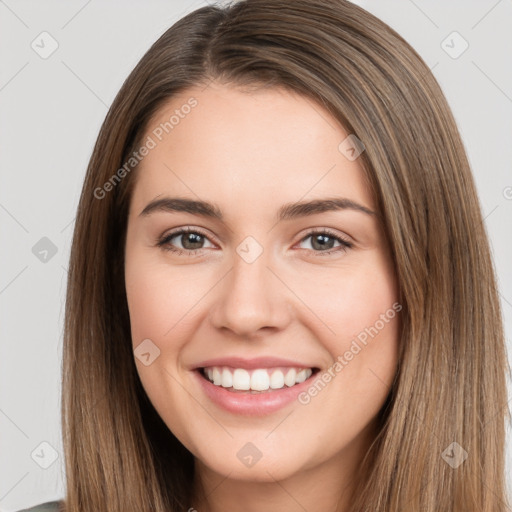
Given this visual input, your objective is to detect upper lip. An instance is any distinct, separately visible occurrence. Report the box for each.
[191,356,318,371]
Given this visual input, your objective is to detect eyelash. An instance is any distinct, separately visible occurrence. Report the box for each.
[156,227,353,257]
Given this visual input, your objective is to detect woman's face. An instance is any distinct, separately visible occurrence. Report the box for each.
[124,81,400,484]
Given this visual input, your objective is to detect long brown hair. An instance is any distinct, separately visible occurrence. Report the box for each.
[62,0,511,510]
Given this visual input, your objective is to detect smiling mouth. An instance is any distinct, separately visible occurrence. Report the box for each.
[198,366,321,393]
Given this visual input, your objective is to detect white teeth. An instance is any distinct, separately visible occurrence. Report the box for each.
[284,368,296,387]
[295,369,308,383]
[250,369,270,391]
[212,367,222,385]
[233,369,251,390]
[221,368,233,388]
[270,369,285,389]
[202,366,313,392]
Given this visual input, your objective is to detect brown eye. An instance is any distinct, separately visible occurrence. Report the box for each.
[173,232,205,250]
[157,228,215,254]
[298,230,353,255]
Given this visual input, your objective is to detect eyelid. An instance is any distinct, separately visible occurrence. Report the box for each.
[164,225,216,240]
[157,225,354,256]
[297,226,354,246]
[157,226,219,249]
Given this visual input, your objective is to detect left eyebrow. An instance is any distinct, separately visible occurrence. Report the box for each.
[277,197,376,220]
[138,196,377,221]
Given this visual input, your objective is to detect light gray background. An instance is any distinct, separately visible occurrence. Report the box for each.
[1,0,511,510]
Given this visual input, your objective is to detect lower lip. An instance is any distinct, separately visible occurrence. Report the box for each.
[193,369,318,416]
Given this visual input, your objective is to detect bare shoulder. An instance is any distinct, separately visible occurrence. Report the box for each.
[17,501,63,512]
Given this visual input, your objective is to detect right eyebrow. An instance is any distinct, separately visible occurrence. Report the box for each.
[139,197,223,219]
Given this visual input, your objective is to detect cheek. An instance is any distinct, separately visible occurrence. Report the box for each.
[297,255,400,394]
[125,271,166,345]
[124,253,197,438]
[295,259,398,344]
[125,254,203,345]
[296,271,400,448]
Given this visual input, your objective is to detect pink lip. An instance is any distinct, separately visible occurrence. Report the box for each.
[191,356,315,371]
[192,367,318,416]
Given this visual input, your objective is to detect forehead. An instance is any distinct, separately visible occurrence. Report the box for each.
[129,82,374,219]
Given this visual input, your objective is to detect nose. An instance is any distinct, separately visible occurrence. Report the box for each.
[209,247,293,338]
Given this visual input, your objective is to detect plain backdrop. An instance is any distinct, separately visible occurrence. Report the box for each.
[0,0,511,510]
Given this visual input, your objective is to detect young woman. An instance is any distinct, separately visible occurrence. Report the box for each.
[20,0,511,510]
